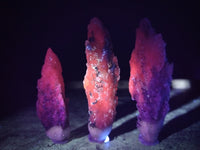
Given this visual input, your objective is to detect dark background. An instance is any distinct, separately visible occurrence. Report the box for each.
[0,1,199,118]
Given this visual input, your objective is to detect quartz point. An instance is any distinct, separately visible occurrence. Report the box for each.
[36,48,70,143]
[83,18,120,143]
[129,18,173,145]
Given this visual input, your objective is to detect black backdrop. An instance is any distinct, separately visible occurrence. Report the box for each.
[0,1,199,117]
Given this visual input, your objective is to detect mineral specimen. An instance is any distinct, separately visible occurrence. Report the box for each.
[83,18,120,143]
[36,48,70,143]
[129,18,173,145]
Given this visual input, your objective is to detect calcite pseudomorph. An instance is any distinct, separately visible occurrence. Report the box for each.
[83,18,120,143]
[129,18,173,145]
[36,48,70,143]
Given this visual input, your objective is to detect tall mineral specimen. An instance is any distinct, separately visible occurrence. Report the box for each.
[83,18,120,143]
[36,48,70,143]
[129,18,173,145]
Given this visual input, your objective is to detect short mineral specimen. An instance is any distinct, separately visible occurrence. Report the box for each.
[36,48,70,143]
[129,18,173,145]
[83,18,120,143]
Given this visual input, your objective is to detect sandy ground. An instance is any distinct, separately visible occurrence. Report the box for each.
[0,88,200,150]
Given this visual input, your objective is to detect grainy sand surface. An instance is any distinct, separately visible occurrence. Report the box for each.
[0,88,200,150]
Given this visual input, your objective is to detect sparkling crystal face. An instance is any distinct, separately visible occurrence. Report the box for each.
[83,18,120,143]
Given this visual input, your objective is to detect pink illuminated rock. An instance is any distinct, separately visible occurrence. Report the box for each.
[36,48,70,143]
[129,18,173,145]
[83,18,120,143]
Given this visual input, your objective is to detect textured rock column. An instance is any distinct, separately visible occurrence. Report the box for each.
[83,18,120,143]
[36,48,70,143]
[129,18,173,145]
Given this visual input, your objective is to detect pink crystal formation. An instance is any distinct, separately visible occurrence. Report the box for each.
[129,18,173,145]
[36,48,70,143]
[83,18,120,143]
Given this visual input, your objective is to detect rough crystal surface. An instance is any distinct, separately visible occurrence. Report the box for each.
[129,18,173,145]
[83,18,120,142]
[36,48,69,143]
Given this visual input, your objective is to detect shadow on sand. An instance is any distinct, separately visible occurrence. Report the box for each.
[159,80,200,141]
[110,80,200,142]
[69,123,88,141]
[159,105,200,141]
[69,81,200,142]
